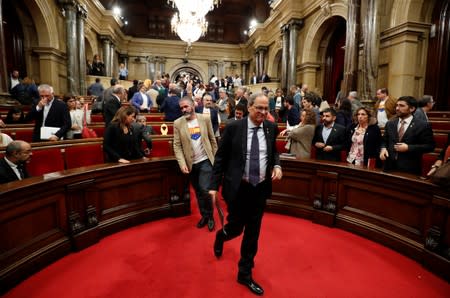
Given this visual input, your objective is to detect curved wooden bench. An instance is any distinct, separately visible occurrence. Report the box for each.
[0,158,448,295]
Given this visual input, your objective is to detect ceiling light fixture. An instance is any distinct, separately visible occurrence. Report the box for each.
[171,12,208,46]
[167,0,221,18]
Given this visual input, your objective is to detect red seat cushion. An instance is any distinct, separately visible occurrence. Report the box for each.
[65,144,104,169]
[27,148,65,176]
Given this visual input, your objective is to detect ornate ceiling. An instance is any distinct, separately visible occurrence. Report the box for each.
[98,0,271,44]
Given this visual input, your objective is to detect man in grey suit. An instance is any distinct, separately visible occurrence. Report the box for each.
[209,93,282,296]
[173,96,218,231]
[413,95,434,122]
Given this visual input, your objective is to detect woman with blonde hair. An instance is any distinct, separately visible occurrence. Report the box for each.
[280,109,316,158]
[103,106,144,163]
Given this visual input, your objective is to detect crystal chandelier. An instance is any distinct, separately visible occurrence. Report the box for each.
[171,12,208,45]
[167,0,221,18]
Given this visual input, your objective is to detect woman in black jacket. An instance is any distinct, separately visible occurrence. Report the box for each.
[346,107,382,167]
[103,106,144,163]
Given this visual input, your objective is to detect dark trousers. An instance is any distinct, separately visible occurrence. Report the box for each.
[190,159,213,219]
[219,180,268,278]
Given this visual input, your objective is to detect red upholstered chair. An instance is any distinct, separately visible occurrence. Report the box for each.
[430,121,450,131]
[27,148,65,176]
[434,134,448,150]
[65,143,104,169]
[90,114,104,123]
[421,152,439,177]
[276,138,288,154]
[14,129,34,142]
[149,139,172,157]
[91,126,105,137]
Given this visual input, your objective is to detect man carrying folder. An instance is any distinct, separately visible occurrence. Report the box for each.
[28,84,71,142]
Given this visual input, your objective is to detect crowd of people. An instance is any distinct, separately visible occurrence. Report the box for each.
[1,68,449,295]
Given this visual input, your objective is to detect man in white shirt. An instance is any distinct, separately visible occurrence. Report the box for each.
[173,97,218,232]
[9,70,21,92]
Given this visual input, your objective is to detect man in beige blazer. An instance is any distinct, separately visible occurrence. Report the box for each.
[173,96,218,231]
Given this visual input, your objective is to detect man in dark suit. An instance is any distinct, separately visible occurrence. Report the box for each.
[27,84,71,142]
[312,108,346,161]
[380,96,435,175]
[195,94,219,135]
[0,141,32,184]
[209,93,282,296]
[128,79,139,101]
[103,85,125,127]
[259,71,270,83]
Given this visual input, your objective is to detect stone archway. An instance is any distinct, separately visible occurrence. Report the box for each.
[168,62,205,83]
[271,49,282,81]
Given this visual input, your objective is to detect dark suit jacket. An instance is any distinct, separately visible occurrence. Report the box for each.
[210,118,280,202]
[28,99,71,142]
[382,117,435,175]
[312,123,347,161]
[0,158,29,184]
[103,123,144,162]
[103,95,122,126]
[195,106,219,133]
[347,123,382,166]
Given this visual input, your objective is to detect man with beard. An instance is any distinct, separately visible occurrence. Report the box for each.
[173,96,218,231]
[312,108,346,161]
[380,96,435,175]
[0,141,32,183]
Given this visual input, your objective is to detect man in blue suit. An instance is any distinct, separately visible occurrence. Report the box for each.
[209,93,282,296]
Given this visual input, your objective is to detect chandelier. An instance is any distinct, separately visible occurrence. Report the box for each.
[171,12,208,45]
[168,0,221,45]
[167,0,221,18]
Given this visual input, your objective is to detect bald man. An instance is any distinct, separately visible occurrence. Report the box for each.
[0,141,32,184]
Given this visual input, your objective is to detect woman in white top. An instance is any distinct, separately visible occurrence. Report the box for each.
[64,94,91,139]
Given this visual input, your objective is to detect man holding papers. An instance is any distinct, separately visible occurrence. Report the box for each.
[28,84,71,142]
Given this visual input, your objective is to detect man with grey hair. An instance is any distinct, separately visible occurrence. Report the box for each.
[28,84,71,142]
[347,91,363,114]
[0,140,32,183]
[103,84,125,126]
[414,95,434,122]
[209,92,282,295]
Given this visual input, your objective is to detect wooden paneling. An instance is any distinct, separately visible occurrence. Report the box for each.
[1,157,448,294]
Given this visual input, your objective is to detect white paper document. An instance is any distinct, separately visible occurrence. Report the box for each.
[40,126,60,139]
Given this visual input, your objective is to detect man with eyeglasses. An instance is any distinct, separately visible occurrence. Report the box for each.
[414,95,434,122]
[209,93,282,296]
[0,141,32,184]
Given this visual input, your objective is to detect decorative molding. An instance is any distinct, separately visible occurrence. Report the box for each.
[380,22,431,43]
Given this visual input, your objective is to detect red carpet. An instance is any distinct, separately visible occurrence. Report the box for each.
[4,200,449,298]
